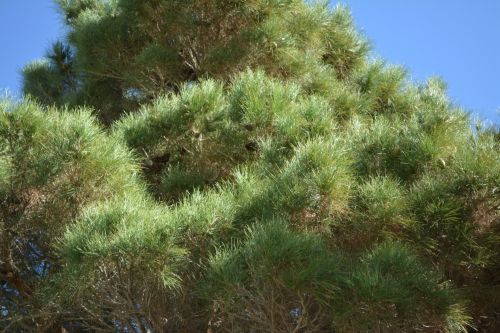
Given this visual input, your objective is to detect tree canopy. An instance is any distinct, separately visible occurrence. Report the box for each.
[1,0,499,332]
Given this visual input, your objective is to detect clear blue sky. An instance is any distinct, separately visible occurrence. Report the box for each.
[0,1,63,95]
[0,1,498,123]
[340,0,499,124]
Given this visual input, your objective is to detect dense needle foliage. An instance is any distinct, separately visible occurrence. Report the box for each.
[1,0,499,332]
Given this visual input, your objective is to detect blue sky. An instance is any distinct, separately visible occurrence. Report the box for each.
[0,1,498,123]
[341,0,499,124]
[0,1,63,95]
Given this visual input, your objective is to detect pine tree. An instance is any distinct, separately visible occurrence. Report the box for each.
[1,0,498,332]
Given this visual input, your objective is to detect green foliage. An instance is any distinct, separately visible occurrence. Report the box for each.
[408,130,500,280]
[357,176,407,222]
[4,1,499,332]
[350,116,435,181]
[0,156,10,196]
[353,61,412,116]
[0,99,143,330]
[202,225,467,332]
[339,242,469,333]
[201,220,342,332]
[22,41,78,106]
[322,5,370,79]
[0,100,141,227]
[24,0,368,122]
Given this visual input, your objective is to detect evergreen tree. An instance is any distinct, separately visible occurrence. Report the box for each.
[1,0,498,332]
